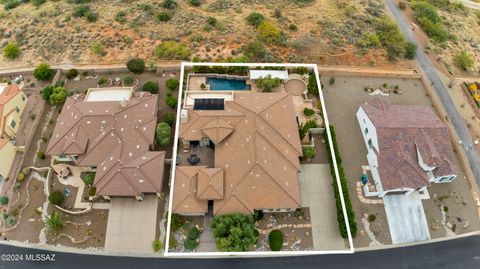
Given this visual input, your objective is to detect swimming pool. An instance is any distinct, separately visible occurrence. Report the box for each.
[207,78,250,91]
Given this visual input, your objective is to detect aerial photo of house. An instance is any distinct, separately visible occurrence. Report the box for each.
[168,64,351,253]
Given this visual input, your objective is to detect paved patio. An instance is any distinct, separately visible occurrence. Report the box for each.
[383,192,431,244]
[298,164,345,250]
[177,146,215,167]
[105,196,159,253]
[51,164,92,210]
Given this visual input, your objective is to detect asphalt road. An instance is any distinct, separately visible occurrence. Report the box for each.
[384,0,480,188]
[1,235,480,269]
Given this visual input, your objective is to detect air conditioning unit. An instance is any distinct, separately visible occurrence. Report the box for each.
[180,109,188,123]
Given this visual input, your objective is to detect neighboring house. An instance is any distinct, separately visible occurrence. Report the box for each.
[46,88,165,201]
[356,98,457,198]
[0,83,28,182]
[0,83,27,140]
[173,92,303,216]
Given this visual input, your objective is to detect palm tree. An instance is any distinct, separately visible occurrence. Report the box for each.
[44,211,64,235]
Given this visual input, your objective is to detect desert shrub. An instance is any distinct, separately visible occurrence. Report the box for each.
[152,239,162,252]
[454,51,474,71]
[88,187,96,197]
[184,238,198,251]
[302,146,316,159]
[325,125,357,238]
[162,112,175,126]
[17,172,25,182]
[256,21,282,44]
[66,68,79,79]
[166,94,177,109]
[268,230,283,251]
[329,77,335,85]
[48,191,64,206]
[411,1,448,43]
[241,41,267,61]
[143,81,159,94]
[368,214,376,222]
[170,213,184,231]
[211,213,257,252]
[41,85,53,101]
[156,122,171,146]
[162,0,176,9]
[188,0,201,6]
[206,16,218,27]
[404,41,417,59]
[289,24,298,31]
[49,86,68,105]
[89,42,106,56]
[34,63,53,81]
[375,16,406,60]
[398,1,406,10]
[115,11,127,23]
[246,12,265,27]
[303,107,314,116]
[126,58,145,74]
[36,151,46,160]
[155,42,190,60]
[188,227,200,240]
[123,75,135,86]
[157,11,172,22]
[0,196,8,205]
[298,120,317,140]
[255,75,280,92]
[3,42,20,59]
[98,76,108,86]
[4,0,21,10]
[166,78,179,90]
[32,0,46,7]
[84,172,95,186]
[44,211,64,235]
[73,5,98,22]
[6,215,15,225]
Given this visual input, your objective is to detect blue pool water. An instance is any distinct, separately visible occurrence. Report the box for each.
[207,78,250,91]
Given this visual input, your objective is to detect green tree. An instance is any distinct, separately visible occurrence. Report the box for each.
[3,42,20,59]
[211,213,257,252]
[404,41,417,59]
[255,75,280,92]
[142,81,159,94]
[0,196,9,205]
[48,191,65,206]
[126,58,145,74]
[49,86,68,105]
[166,94,177,109]
[162,112,175,126]
[156,122,171,146]
[41,85,54,102]
[307,73,318,95]
[44,211,64,235]
[166,78,179,90]
[454,51,474,71]
[66,69,79,79]
[84,172,95,186]
[33,63,53,81]
[246,12,265,27]
[155,41,191,60]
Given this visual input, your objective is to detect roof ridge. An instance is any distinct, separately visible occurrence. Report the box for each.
[197,168,223,199]
[111,94,157,116]
[173,168,197,212]
[76,125,116,163]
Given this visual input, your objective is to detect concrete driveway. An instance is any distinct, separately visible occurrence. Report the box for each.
[105,195,159,253]
[299,164,345,250]
[383,192,430,244]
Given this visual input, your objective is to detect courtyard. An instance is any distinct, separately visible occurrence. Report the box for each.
[322,75,480,247]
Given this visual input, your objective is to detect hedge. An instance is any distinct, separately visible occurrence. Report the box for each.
[324,125,357,238]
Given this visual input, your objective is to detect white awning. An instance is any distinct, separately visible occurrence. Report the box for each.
[249,70,289,80]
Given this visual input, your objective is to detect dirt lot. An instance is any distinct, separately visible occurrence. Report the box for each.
[0,0,412,70]
[322,75,480,247]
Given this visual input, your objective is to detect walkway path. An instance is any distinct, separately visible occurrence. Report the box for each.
[460,0,480,10]
[298,164,345,250]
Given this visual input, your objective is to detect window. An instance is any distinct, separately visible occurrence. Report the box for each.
[364,128,369,135]
[21,95,25,101]
[15,107,20,113]
[368,139,373,149]
[10,120,16,129]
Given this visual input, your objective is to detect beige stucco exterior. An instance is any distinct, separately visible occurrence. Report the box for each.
[0,140,16,180]
[0,91,27,139]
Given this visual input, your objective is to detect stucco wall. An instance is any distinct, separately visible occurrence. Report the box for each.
[0,140,16,179]
[1,91,28,138]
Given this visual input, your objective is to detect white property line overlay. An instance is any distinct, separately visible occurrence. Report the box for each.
[165,62,354,257]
